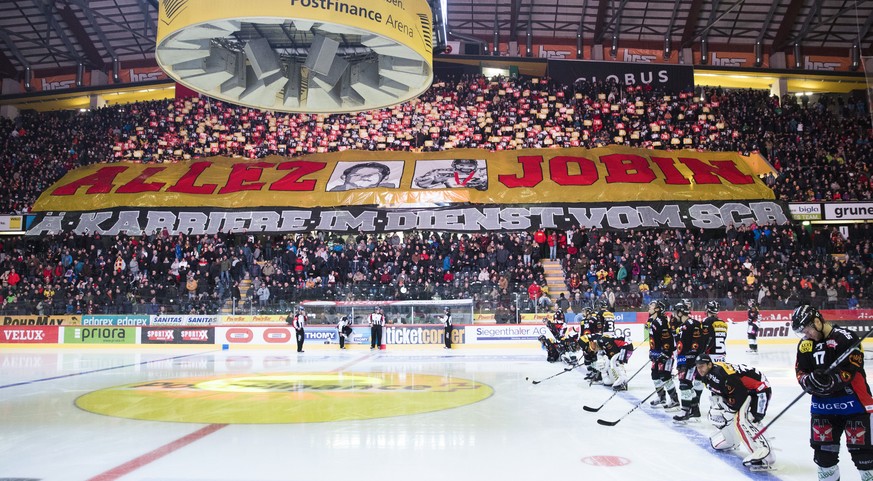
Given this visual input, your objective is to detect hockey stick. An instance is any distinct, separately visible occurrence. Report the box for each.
[529,363,583,385]
[753,327,873,440]
[583,361,650,412]
[596,389,659,426]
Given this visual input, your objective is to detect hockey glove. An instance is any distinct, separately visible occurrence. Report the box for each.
[708,408,734,429]
[657,352,672,363]
[801,369,839,396]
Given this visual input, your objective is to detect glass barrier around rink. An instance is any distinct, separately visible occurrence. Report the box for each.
[1,290,868,322]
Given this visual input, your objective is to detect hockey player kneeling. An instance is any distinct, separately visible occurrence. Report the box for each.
[586,334,634,391]
[695,354,774,471]
[538,335,562,363]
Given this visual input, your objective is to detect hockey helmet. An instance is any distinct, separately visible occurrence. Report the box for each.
[791,305,820,334]
[695,354,713,365]
[748,299,759,308]
[649,300,665,313]
[705,301,719,315]
[341,315,349,322]
[673,301,691,317]
[298,305,305,312]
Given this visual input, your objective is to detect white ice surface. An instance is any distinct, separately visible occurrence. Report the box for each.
[0,343,868,481]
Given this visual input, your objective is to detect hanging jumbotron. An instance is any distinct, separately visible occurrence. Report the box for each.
[155,0,434,113]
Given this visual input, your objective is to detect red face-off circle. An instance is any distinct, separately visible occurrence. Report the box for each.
[581,456,630,467]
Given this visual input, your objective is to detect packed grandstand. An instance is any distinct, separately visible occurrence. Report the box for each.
[0,76,871,319]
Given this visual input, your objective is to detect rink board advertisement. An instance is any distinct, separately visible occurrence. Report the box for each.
[82,315,150,326]
[140,327,214,344]
[150,314,218,326]
[217,326,458,346]
[64,327,136,345]
[217,327,365,345]
[465,324,550,343]
[383,325,460,345]
[0,326,59,344]
[2,315,79,326]
[25,201,789,235]
[220,327,294,345]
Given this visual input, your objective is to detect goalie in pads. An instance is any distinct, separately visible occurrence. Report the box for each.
[695,354,774,470]
[583,334,634,391]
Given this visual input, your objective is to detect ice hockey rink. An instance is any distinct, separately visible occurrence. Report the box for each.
[1,341,869,481]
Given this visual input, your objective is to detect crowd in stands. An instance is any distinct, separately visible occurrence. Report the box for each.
[1,76,871,215]
[555,222,873,312]
[0,229,547,318]
[1,220,871,316]
[0,75,871,316]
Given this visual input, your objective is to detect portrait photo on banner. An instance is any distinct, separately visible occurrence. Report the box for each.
[412,159,489,191]
[326,161,404,192]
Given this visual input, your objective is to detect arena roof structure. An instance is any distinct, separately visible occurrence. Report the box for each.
[0,0,871,79]
[445,0,873,56]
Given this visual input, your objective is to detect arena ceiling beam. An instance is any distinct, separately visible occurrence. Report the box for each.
[792,1,867,48]
[861,9,873,55]
[782,0,824,50]
[665,0,682,43]
[0,46,18,78]
[576,0,588,53]
[770,0,804,53]
[29,0,83,67]
[58,4,102,68]
[0,29,29,73]
[755,1,780,46]
[679,0,704,47]
[69,0,119,61]
[602,0,631,43]
[701,0,721,46]
[509,0,521,41]
[138,0,156,39]
[68,0,153,46]
[592,0,611,44]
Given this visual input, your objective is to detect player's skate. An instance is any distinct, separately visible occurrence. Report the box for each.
[743,447,775,472]
[662,396,681,411]
[672,404,701,423]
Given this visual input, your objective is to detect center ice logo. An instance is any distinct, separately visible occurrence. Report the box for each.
[75,372,494,423]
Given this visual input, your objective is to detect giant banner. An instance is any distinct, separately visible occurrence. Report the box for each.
[28,147,783,234]
[547,59,695,92]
